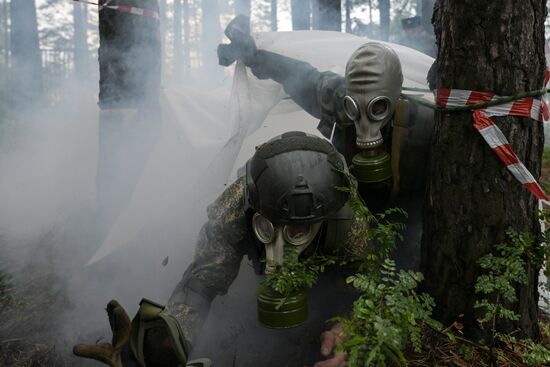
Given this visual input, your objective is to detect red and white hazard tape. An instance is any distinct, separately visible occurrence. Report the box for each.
[73,0,159,20]
[436,88,549,202]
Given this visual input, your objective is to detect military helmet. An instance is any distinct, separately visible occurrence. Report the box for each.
[245,131,349,224]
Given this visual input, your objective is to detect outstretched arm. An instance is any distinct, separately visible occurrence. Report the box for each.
[218,15,349,133]
[166,177,248,346]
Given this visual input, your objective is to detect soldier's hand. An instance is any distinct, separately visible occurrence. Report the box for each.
[73,300,132,367]
[217,15,257,67]
[314,323,347,367]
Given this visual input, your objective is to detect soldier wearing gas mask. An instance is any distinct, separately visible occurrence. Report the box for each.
[74,132,367,367]
[218,14,434,270]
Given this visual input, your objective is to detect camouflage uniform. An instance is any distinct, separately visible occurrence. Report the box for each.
[166,175,367,346]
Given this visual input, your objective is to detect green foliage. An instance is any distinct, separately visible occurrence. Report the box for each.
[261,250,336,298]
[336,259,440,367]
[496,333,550,366]
[337,180,407,275]
[473,227,550,364]
[334,178,438,367]
[474,229,530,325]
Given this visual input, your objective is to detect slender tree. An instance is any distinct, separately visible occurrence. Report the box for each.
[378,0,390,41]
[183,0,190,74]
[73,2,90,80]
[235,0,251,17]
[422,0,546,340]
[421,0,434,32]
[201,0,222,84]
[311,0,319,29]
[173,0,183,79]
[271,0,278,31]
[318,0,341,31]
[291,0,310,30]
[9,0,43,112]
[345,0,351,33]
[159,0,166,66]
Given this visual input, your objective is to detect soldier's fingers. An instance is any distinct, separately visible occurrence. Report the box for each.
[320,331,337,356]
[313,352,347,367]
[73,343,121,367]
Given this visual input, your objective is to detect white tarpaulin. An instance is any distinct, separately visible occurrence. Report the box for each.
[90,31,434,263]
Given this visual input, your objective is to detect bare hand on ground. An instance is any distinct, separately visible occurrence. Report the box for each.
[314,323,347,367]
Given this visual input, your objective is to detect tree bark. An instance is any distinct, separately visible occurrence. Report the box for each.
[235,0,251,17]
[318,0,341,31]
[9,0,42,112]
[183,0,190,74]
[96,0,161,243]
[201,0,222,84]
[345,0,351,33]
[291,0,311,30]
[271,0,278,31]
[422,0,545,340]
[378,0,390,41]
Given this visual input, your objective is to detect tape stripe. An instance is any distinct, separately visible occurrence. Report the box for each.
[437,89,548,201]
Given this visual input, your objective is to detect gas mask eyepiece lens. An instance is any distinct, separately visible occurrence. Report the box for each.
[283,223,314,246]
[252,213,274,243]
[367,96,392,121]
[343,95,360,121]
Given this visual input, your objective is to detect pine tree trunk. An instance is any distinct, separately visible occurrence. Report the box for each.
[378,0,390,41]
[291,0,310,30]
[422,0,545,340]
[173,0,183,79]
[183,0,190,74]
[345,0,351,33]
[318,0,340,31]
[271,0,278,31]
[9,0,42,112]
[421,0,434,33]
[235,0,251,17]
[201,0,222,84]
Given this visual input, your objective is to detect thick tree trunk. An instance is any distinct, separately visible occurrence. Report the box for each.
[9,0,42,112]
[378,0,390,41]
[96,0,161,244]
[235,0,251,17]
[318,0,340,31]
[271,0,278,31]
[422,0,545,340]
[73,2,90,81]
[291,0,310,30]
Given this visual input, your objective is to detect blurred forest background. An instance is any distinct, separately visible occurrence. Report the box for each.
[0,0,442,123]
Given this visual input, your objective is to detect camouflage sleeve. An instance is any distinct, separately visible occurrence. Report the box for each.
[166,176,249,346]
[342,210,370,259]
